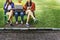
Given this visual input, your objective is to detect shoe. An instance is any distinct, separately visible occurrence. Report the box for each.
[26,23,29,27]
[7,20,10,24]
[10,24,13,26]
[34,19,38,23]
[21,21,23,24]
[16,22,18,25]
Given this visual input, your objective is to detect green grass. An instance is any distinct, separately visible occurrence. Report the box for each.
[0,0,60,28]
[0,9,4,27]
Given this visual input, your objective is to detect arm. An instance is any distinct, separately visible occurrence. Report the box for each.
[23,4,27,11]
[4,3,7,10]
[31,2,35,11]
[4,3,9,10]
[11,3,14,8]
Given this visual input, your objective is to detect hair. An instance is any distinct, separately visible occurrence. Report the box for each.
[6,0,12,4]
[6,0,9,3]
[26,0,32,7]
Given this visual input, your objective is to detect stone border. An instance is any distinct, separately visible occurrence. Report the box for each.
[0,28,59,31]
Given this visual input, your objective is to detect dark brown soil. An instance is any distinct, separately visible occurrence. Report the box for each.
[0,30,60,40]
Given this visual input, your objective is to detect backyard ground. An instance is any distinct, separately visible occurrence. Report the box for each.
[0,29,60,40]
[0,0,60,28]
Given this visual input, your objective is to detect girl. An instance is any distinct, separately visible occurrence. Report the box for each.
[24,0,37,27]
[4,0,14,26]
[14,0,25,25]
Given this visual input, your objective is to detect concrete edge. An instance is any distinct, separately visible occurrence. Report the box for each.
[0,28,59,31]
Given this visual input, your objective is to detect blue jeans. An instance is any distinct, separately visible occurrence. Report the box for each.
[15,11,24,22]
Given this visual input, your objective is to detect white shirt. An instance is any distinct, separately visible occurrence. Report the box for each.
[7,5,12,10]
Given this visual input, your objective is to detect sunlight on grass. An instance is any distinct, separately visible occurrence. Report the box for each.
[55,0,60,4]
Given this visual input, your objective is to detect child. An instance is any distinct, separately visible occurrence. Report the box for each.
[24,0,37,27]
[4,0,14,26]
[14,0,25,25]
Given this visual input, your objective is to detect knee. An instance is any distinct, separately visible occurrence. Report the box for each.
[10,10,13,12]
[15,12,18,16]
[10,10,13,14]
[20,12,24,16]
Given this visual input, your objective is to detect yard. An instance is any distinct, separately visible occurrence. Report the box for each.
[0,0,60,28]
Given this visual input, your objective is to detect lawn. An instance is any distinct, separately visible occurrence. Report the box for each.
[0,0,60,28]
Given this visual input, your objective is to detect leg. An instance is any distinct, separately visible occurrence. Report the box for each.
[20,11,24,24]
[27,10,36,20]
[10,15,13,24]
[29,10,37,22]
[15,12,18,22]
[6,10,13,23]
[26,10,31,27]
[33,12,35,17]
[26,10,37,24]
[26,14,30,27]
[6,10,14,26]
[26,13,30,24]
[7,10,13,21]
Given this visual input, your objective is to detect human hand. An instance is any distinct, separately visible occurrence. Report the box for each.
[27,7,31,10]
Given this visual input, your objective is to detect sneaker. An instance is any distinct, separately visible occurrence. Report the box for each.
[16,22,18,25]
[21,21,23,24]
[34,19,38,23]
[26,23,29,27]
[7,20,10,24]
[10,24,13,26]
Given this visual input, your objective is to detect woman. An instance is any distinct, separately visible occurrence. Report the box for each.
[24,0,37,27]
[4,0,14,26]
[14,0,25,25]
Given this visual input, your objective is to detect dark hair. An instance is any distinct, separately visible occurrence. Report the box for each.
[6,0,12,4]
[6,0,9,3]
[26,0,32,7]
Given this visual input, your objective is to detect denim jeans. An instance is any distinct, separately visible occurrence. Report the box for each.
[15,11,25,22]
